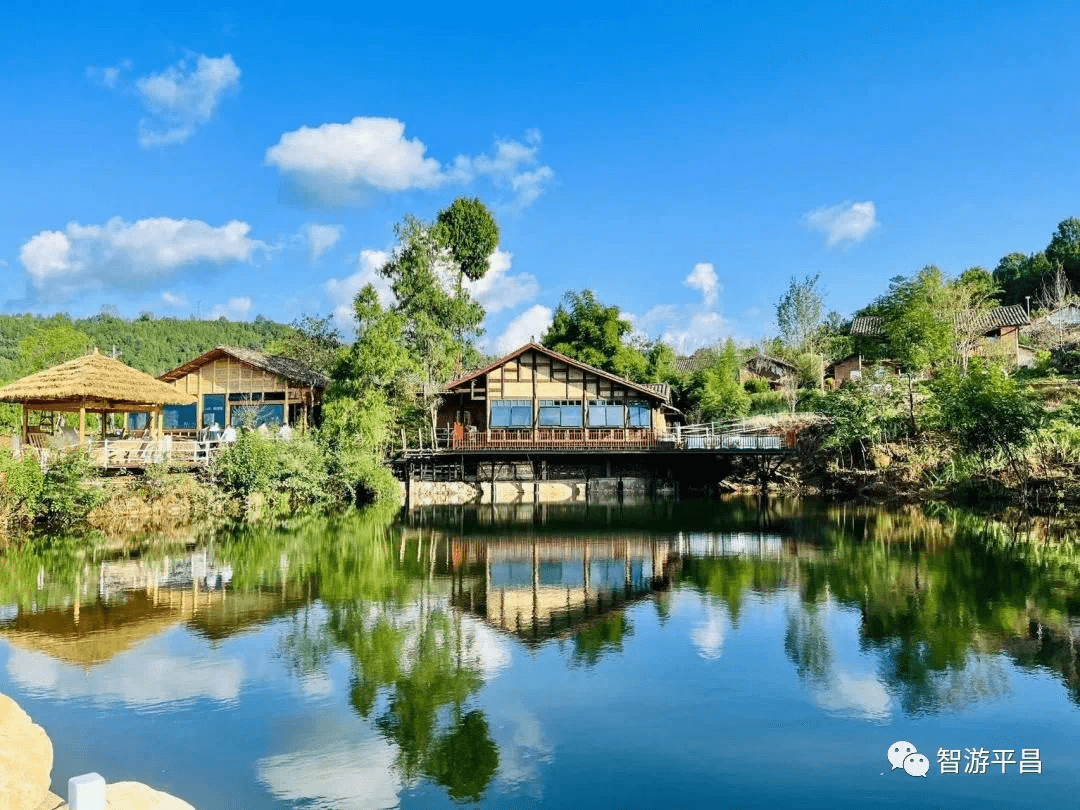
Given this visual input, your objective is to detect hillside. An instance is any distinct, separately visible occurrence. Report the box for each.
[0,313,294,382]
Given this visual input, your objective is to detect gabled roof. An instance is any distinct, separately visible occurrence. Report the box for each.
[956,304,1029,331]
[445,343,670,403]
[158,346,329,389]
[849,305,1029,338]
[850,316,884,336]
[744,354,798,375]
[0,350,195,407]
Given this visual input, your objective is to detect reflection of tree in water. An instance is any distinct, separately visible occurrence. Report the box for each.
[784,603,832,683]
[223,508,502,804]
[329,603,499,802]
[568,613,632,667]
[678,505,1080,713]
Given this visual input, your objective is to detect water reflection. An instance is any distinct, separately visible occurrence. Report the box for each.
[0,501,1079,808]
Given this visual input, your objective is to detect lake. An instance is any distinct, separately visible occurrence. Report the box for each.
[1,498,1079,809]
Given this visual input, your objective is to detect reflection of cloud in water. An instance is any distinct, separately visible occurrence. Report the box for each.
[6,647,244,707]
[493,705,553,797]
[811,671,892,720]
[691,604,727,660]
[460,615,512,679]
[258,739,401,810]
[299,672,335,699]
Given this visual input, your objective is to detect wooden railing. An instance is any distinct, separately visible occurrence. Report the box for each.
[403,421,795,455]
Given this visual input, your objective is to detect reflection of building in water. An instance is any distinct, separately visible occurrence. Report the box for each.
[0,551,312,667]
[451,537,676,643]
[676,532,785,558]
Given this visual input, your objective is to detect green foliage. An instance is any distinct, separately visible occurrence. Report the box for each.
[0,311,293,384]
[434,197,501,285]
[542,289,650,381]
[873,266,955,373]
[687,339,750,421]
[776,273,824,353]
[319,393,400,504]
[211,431,281,495]
[1046,217,1080,288]
[745,377,771,394]
[749,390,787,415]
[37,451,102,525]
[930,360,1045,477]
[0,449,45,524]
[264,314,342,376]
[17,323,92,374]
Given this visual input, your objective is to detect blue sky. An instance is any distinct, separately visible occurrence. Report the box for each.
[4,1,1080,354]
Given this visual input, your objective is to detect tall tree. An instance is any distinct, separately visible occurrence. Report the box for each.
[1046,217,1080,288]
[434,197,500,292]
[266,314,343,376]
[776,274,824,353]
[542,290,650,380]
[689,339,750,422]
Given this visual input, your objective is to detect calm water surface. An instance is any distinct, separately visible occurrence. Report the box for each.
[2,499,1079,809]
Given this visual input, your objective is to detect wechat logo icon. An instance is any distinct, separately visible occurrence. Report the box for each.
[888,741,929,778]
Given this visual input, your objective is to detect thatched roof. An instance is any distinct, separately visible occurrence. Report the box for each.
[0,350,195,407]
[158,346,329,389]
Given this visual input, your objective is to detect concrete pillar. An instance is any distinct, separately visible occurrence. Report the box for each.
[68,773,106,810]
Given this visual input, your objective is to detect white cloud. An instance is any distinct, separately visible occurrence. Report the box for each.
[207,296,252,320]
[19,216,263,302]
[161,291,188,308]
[466,249,539,314]
[135,54,240,148]
[6,646,244,707]
[632,306,732,354]
[266,118,552,207]
[302,224,344,263]
[803,201,878,247]
[86,59,131,88]
[325,249,393,331]
[684,262,719,307]
[494,304,552,354]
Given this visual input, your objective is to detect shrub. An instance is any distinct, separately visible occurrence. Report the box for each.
[211,430,282,495]
[0,448,45,524]
[37,450,102,525]
[744,377,771,394]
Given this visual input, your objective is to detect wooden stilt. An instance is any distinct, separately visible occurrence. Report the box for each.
[78,407,86,446]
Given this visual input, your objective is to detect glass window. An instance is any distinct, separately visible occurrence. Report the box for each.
[203,394,225,427]
[228,392,261,402]
[163,403,197,430]
[538,400,583,427]
[490,400,532,428]
[253,404,284,427]
[588,400,625,427]
[127,412,150,431]
[628,401,651,427]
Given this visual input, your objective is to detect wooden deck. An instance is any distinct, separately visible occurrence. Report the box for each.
[17,437,225,470]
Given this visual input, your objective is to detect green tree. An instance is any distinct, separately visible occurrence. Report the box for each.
[688,339,750,422]
[776,273,824,353]
[542,289,649,380]
[1046,217,1080,288]
[930,359,1044,489]
[265,315,342,376]
[17,323,92,373]
[434,197,500,291]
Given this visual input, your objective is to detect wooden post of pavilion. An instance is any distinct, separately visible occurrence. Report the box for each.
[78,407,86,446]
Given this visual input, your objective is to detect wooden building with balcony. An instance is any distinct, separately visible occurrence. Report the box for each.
[438,343,679,451]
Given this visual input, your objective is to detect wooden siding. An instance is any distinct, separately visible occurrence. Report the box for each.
[441,349,666,434]
[163,356,319,430]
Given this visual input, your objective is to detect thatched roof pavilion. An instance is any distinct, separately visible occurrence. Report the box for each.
[0,349,195,444]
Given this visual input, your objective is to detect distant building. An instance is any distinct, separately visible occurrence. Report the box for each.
[741,354,798,390]
[827,354,902,387]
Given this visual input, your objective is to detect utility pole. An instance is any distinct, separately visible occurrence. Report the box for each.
[111,345,121,359]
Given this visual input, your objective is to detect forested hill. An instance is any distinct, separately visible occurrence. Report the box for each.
[0,313,294,381]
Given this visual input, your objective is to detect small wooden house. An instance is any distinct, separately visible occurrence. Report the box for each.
[152,346,329,434]
[827,354,902,387]
[439,342,679,449]
[741,354,798,390]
